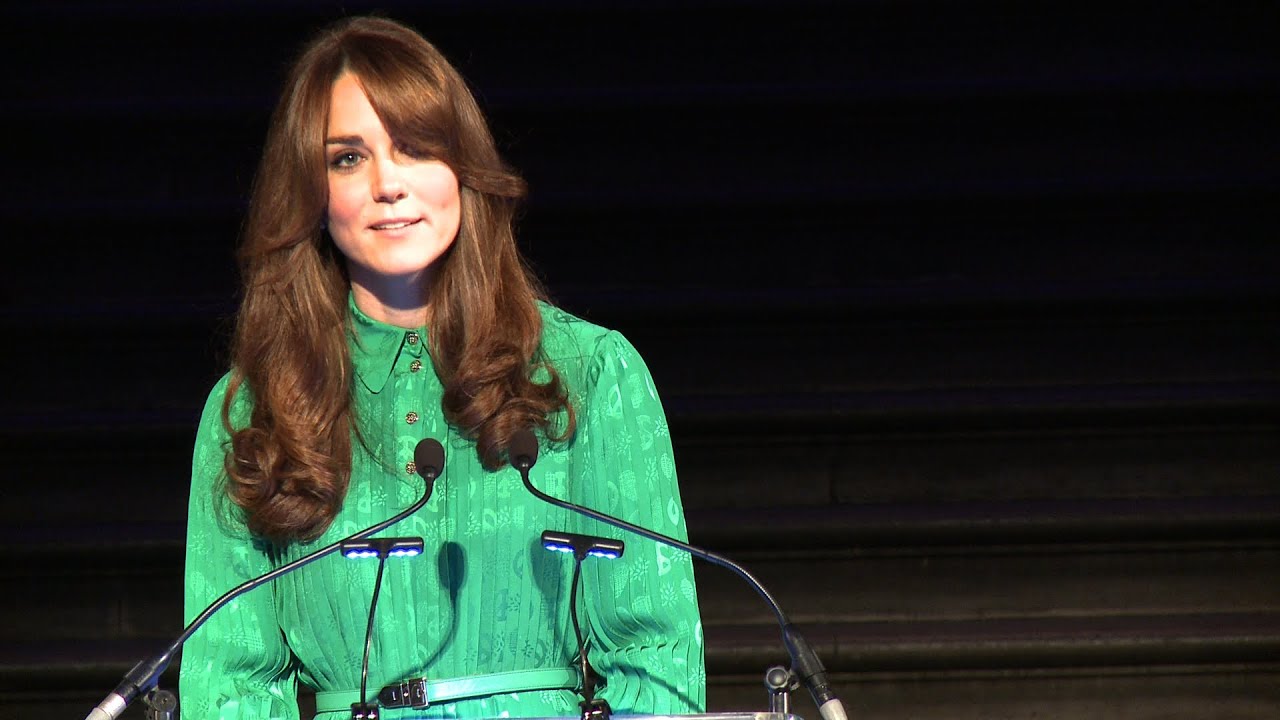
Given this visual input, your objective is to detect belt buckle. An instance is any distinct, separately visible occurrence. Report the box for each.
[379,678,429,709]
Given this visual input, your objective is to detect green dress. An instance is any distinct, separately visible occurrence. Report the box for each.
[178,299,705,720]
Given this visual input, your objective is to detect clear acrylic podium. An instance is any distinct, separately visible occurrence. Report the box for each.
[509,707,798,712]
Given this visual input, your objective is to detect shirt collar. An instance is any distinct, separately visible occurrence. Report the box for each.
[347,293,427,394]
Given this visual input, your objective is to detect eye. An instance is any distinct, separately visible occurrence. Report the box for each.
[329,149,363,170]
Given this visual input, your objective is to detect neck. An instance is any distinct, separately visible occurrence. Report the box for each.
[349,271,431,329]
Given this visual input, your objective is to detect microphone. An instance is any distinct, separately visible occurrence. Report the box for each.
[508,429,847,720]
[85,438,447,720]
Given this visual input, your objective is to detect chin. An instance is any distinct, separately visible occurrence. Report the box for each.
[373,253,448,279]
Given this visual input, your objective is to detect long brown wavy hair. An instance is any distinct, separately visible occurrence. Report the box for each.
[224,16,574,544]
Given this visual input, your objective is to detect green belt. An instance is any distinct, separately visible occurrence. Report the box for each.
[314,667,581,714]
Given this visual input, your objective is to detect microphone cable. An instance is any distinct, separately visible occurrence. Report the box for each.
[508,429,847,720]
[85,438,447,720]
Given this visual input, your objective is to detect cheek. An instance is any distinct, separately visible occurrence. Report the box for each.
[326,179,362,229]
[325,179,368,261]
[419,167,461,217]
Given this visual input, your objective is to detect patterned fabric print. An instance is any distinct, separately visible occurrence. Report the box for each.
[179,299,704,720]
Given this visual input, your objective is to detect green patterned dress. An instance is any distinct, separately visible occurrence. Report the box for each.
[178,298,705,720]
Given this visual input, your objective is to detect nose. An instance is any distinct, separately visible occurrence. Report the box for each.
[372,156,407,203]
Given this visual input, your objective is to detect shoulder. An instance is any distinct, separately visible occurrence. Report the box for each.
[537,301,645,368]
[536,301,657,401]
[196,370,255,437]
[537,301,614,361]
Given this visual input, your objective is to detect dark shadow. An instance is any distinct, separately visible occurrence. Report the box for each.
[410,540,465,672]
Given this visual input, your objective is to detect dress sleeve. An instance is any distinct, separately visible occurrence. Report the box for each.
[573,332,706,714]
[178,374,300,720]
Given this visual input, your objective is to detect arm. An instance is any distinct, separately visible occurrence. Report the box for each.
[573,332,706,714]
[178,374,300,720]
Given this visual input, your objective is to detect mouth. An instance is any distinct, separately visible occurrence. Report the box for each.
[369,218,422,231]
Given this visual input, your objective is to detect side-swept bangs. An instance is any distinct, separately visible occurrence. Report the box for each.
[341,36,460,169]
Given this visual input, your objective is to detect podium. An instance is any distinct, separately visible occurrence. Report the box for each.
[518,715,801,720]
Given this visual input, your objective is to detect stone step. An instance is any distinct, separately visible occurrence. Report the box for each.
[711,663,1280,720]
[5,422,1274,530]
[705,612,1280,673]
[12,666,1280,720]
[7,614,1279,719]
[3,418,1276,530]
[7,514,1277,643]
[697,543,1280,629]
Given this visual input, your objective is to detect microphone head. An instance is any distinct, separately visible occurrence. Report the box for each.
[508,428,539,470]
[413,438,445,479]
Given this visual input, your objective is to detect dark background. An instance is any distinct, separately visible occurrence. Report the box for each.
[2,1,1279,718]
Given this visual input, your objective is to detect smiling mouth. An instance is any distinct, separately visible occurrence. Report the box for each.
[370,219,421,230]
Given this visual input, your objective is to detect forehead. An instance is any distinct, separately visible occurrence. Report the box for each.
[326,73,384,137]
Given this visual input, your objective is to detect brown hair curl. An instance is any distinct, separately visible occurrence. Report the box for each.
[225,16,574,544]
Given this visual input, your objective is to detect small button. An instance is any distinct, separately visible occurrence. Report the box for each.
[405,461,417,475]
[409,359,422,373]
[405,411,419,425]
[406,332,420,346]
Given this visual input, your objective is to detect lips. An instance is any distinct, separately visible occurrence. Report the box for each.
[369,218,422,231]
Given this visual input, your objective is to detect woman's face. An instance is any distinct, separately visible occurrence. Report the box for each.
[324,72,461,295]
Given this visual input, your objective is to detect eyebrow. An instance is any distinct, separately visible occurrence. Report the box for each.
[325,135,365,146]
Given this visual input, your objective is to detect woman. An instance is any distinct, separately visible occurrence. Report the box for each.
[179,16,704,720]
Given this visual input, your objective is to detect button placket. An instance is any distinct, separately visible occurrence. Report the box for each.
[396,329,427,478]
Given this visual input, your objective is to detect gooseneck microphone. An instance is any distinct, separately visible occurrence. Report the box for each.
[84,438,447,720]
[508,429,847,720]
